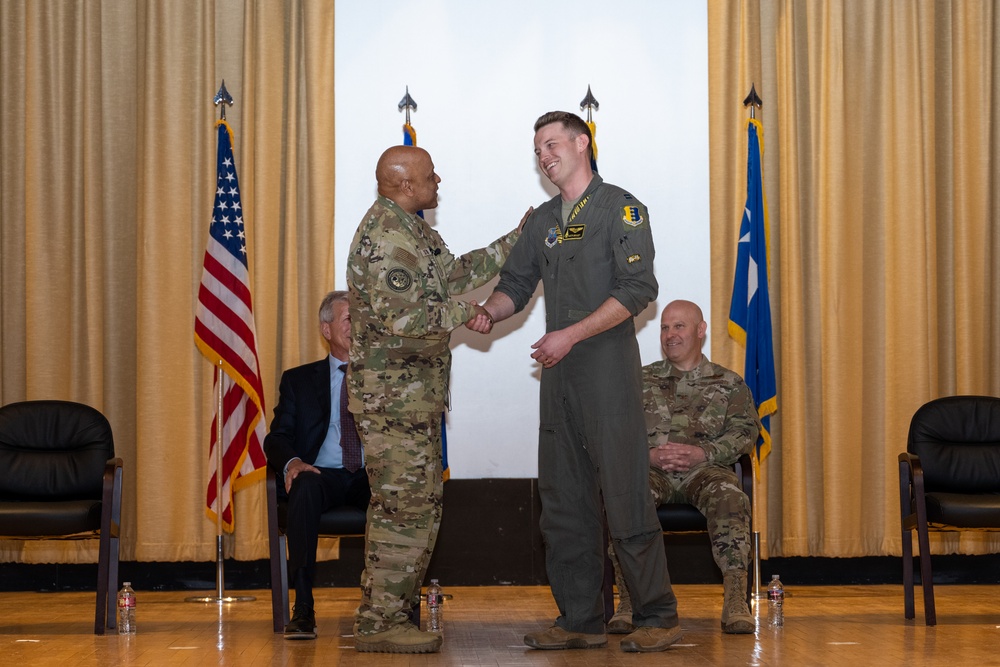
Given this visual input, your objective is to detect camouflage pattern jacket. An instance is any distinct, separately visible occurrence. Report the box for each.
[347,195,518,414]
[643,356,760,471]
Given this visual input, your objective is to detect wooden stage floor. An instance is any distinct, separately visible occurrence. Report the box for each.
[3,584,999,666]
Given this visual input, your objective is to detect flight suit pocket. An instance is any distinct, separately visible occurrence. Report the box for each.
[615,233,648,275]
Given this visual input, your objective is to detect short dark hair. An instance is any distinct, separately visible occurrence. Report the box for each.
[534,111,593,160]
[319,290,349,324]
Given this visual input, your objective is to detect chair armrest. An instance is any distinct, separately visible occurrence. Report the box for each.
[898,452,926,528]
[898,452,924,490]
[266,467,282,537]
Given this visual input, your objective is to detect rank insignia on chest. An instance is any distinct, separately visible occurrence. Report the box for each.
[564,224,586,241]
[386,267,413,292]
[545,227,560,248]
[622,205,644,227]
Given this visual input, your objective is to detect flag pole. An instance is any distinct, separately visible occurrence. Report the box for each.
[579,85,599,172]
[743,82,764,602]
[186,81,255,604]
[398,86,417,127]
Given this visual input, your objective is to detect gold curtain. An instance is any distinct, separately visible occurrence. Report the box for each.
[4,0,1000,566]
[0,0,335,563]
[709,0,1000,557]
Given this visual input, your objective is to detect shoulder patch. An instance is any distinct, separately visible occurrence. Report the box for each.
[386,267,413,292]
[622,205,645,227]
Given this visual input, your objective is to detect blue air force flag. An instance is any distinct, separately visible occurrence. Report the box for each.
[728,118,777,463]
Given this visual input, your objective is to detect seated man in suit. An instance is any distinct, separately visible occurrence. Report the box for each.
[264,290,370,640]
[608,299,760,635]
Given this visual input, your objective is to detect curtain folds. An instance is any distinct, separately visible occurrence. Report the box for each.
[709,0,1000,557]
[0,0,335,563]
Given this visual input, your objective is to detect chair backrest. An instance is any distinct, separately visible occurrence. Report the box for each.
[907,395,1000,494]
[0,400,114,501]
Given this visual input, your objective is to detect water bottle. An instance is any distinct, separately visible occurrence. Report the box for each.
[117,582,137,634]
[767,574,784,627]
[426,579,443,633]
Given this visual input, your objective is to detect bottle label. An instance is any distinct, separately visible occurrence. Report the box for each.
[119,596,136,609]
[768,590,782,601]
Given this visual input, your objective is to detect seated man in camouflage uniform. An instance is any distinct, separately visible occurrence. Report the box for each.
[608,299,759,635]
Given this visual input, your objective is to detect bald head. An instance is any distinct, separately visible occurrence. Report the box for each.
[663,300,704,324]
[660,300,707,371]
[376,145,440,214]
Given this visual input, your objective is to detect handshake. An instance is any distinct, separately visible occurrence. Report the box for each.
[465,302,494,334]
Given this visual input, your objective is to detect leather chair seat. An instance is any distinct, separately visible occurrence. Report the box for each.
[273,500,366,537]
[0,500,103,535]
[923,492,1000,528]
[656,504,710,533]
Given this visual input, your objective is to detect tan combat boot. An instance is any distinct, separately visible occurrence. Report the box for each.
[721,570,755,634]
[354,623,443,653]
[607,586,636,634]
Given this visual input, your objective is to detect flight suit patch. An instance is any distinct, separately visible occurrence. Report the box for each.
[386,267,413,292]
[564,224,586,241]
[545,227,559,248]
[627,253,642,264]
[622,206,644,227]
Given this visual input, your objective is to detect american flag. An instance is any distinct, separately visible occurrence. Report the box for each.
[194,120,268,532]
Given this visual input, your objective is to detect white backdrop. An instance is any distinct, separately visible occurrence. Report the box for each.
[334,0,710,478]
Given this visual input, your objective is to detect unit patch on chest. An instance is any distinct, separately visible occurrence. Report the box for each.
[386,267,413,292]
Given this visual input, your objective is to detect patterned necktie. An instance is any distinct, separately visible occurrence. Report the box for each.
[339,364,363,472]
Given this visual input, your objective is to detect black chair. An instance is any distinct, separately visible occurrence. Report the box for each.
[265,467,367,633]
[0,400,123,634]
[898,395,1000,626]
[603,453,755,619]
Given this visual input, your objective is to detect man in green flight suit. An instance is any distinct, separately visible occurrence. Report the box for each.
[470,111,683,653]
[347,145,524,653]
[606,299,759,635]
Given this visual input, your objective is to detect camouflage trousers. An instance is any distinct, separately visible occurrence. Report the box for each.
[354,411,443,635]
[610,464,751,601]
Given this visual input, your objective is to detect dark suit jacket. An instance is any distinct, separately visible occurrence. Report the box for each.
[263,358,334,479]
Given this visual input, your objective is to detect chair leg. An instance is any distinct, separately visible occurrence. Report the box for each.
[270,534,289,633]
[901,528,914,620]
[916,524,936,626]
[95,530,111,635]
[107,534,120,631]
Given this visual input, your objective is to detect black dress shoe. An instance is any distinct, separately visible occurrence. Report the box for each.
[284,604,317,640]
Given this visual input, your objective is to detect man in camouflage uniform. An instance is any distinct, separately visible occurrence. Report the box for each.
[471,112,682,653]
[608,299,759,635]
[346,145,522,653]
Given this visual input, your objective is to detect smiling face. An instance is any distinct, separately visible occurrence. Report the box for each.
[660,300,707,371]
[321,298,352,361]
[533,121,590,192]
